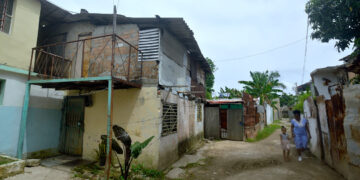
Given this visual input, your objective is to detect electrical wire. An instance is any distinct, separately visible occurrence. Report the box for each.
[301,18,310,84]
[216,37,306,62]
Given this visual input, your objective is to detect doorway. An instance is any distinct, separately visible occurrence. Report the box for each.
[59,96,85,156]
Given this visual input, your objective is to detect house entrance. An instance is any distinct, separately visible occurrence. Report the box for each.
[59,96,85,156]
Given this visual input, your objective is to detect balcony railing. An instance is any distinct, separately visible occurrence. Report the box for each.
[28,34,143,83]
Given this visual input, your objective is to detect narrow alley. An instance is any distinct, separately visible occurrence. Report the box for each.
[178,119,344,180]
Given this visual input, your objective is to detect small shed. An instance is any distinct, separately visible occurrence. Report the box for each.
[204,99,244,141]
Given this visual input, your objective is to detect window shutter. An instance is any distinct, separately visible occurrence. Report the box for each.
[138,28,160,61]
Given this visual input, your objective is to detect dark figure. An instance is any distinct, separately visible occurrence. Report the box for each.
[291,110,311,161]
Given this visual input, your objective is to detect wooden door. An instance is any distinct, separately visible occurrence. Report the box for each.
[227,109,244,141]
[74,33,92,78]
[60,96,85,156]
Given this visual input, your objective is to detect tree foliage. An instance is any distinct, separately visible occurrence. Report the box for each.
[305,0,360,52]
[205,57,217,99]
[280,93,297,107]
[293,91,312,112]
[239,71,286,108]
[219,86,242,99]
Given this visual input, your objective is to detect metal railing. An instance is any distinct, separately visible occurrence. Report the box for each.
[28,34,144,82]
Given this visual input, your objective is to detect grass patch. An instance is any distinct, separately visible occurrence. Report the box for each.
[0,156,15,165]
[131,164,164,179]
[246,124,281,142]
[273,120,281,124]
[73,163,163,179]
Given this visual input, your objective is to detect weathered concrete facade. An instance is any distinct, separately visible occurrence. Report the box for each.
[30,7,208,170]
[159,90,204,169]
[82,87,161,168]
[0,0,64,159]
[306,62,360,179]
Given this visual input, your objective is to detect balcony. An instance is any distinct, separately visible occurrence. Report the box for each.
[28,34,144,90]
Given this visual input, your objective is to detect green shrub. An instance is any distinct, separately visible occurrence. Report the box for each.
[293,91,312,112]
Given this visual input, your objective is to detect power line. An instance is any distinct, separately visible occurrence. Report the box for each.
[301,18,310,84]
[216,37,306,62]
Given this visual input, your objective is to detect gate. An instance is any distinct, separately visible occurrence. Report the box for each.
[227,109,244,141]
[60,96,85,156]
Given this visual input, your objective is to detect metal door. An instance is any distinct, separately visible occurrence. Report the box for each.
[227,109,244,141]
[204,107,220,139]
[60,96,85,156]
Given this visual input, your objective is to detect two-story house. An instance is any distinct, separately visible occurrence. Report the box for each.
[15,1,211,170]
[0,0,63,159]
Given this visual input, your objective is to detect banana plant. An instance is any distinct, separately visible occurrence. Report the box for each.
[112,125,154,180]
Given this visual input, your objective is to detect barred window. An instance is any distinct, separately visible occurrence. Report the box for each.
[161,103,177,136]
[0,0,14,34]
[197,104,202,122]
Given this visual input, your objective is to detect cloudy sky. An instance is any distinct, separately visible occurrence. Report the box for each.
[50,0,352,94]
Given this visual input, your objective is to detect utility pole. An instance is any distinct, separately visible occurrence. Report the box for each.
[105,4,116,180]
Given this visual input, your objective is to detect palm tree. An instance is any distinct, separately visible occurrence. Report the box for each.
[239,71,286,125]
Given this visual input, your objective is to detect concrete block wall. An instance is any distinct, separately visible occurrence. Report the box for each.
[159,90,204,170]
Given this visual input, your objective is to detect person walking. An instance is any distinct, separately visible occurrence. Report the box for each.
[291,110,311,161]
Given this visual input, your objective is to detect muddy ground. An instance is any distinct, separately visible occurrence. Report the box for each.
[183,120,345,180]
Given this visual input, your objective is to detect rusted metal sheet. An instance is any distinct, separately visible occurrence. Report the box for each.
[191,79,205,98]
[325,87,347,162]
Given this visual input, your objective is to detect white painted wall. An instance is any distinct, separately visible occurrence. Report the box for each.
[303,98,321,158]
[0,70,63,107]
[312,67,347,100]
[266,104,274,125]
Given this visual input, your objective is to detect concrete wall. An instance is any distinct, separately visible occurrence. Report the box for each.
[82,87,161,168]
[311,66,360,180]
[0,0,41,70]
[158,90,204,169]
[159,30,190,92]
[312,68,347,100]
[343,85,360,179]
[303,97,322,159]
[0,69,63,157]
[266,104,274,125]
[81,87,203,170]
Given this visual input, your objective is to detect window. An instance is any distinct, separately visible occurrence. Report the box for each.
[0,79,5,105]
[161,103,177,136]
[0,0,14,33]
[197,104,202,122]
[138,28,160,61]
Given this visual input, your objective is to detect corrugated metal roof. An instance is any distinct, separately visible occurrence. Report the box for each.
[40,1,211,73]
[207,99,243,104]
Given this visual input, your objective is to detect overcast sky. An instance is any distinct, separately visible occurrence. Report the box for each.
[50,0,352,94]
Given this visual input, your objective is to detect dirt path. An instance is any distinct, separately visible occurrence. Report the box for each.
[183,120,345,180]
